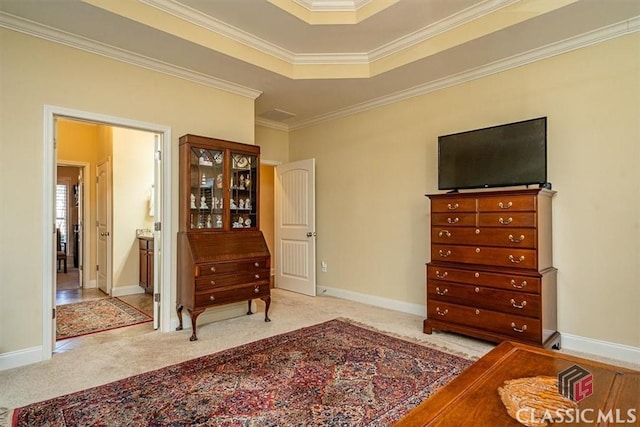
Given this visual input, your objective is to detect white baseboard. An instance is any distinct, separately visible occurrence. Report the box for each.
[0,346,42,371]
[111,285,145,297]
[318,285,426,317]
[319,285,639,366]
[560,333,640,366]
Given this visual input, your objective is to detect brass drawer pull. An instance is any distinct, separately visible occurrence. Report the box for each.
[508,234,525,243]
[499,217,513,225]
[435,271,448,279]
[436,287,448,296]
[436,307,448,316]
[510,299,527,309]
[210,266,216,272]
[511,279,527,289]
[498,201,513,209]
[254,262,260,267]
[447,203,459,210]
[447,217,459,224]
[210,280,216,285]
[254,274,260,279]
[511,322,527,333]
[438,230,451,238]
[254,286,260,294]
[475,248,480,253]
[209,295,215,301]
[439,250,451,258]
[474,287,480,293]
[509,255,525,264]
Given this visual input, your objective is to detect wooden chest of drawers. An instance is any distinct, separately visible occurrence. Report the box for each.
[425,189,559,349]
[177,230,271,341]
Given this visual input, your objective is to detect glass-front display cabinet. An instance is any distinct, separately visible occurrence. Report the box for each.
[179,134,260,232]
[177,134,271,341]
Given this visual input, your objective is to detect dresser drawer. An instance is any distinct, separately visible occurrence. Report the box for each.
[195,283,270,307]
[478,212,536,227]
[195,269,270,290]
[431,227,536,249]
[477,195,536,212]
[197,258,270,276]
[431,213,476,227]
[431,198,476,213]
[428,281,540,317]
[432,244,537,269]
[427,301,542,342]
[427,264,540,293]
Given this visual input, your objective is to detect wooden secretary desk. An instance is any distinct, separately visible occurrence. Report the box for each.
[176,134,271,341]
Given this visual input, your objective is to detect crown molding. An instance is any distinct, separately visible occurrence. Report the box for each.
[141,0,296,63]
[290,16,640,130]
[369,0,518,61]
[142,0,521,68]
[0,11,262,100]
[255,117,291,131]
[294,0,372,12]
[2,8,637,132]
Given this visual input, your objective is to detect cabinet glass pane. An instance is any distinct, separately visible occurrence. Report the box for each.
[230,152,258,229]
[190,148,224,229]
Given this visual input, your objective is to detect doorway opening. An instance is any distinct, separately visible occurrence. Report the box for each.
[55,163,86,292]
[42,105,172,361]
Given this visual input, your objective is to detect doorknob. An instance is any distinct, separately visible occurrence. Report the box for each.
[306,232,316,237]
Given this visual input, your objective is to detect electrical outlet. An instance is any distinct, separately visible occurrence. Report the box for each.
[321,261,327,272]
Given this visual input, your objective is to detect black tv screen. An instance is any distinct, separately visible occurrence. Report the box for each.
[438,117,547,191]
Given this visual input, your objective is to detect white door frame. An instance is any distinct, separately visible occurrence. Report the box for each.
[56,161,90,287]
[43,105,173,359]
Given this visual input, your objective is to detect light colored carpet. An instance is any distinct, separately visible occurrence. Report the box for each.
[0,289,494,413]
[1,288,637,422]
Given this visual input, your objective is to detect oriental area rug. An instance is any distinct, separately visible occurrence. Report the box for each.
[14,319,473,426]
[56,298,153,340]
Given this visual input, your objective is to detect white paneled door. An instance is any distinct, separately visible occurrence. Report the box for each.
[275,159,316,296]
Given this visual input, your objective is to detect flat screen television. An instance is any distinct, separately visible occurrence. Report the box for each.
[438,117,548,191]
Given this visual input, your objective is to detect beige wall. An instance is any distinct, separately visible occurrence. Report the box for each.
[290,33,640,348]
[112,127,156,290]
[256,125,289,164]
[0,28,255,353]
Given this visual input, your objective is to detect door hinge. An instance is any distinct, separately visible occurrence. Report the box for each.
[52,308,56,319]
[96,264,99,272]
[96,175,99,183]
[154,293,160,303]
[155,150,162,161]
[154,222,161,231]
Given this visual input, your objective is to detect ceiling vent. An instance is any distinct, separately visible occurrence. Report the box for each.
[258,108,297,122]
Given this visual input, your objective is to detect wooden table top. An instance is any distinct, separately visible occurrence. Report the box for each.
[396,341,639,426]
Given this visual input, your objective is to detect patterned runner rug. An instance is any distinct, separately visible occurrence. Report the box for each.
[56,298,153,340]
[14,319,472,426]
